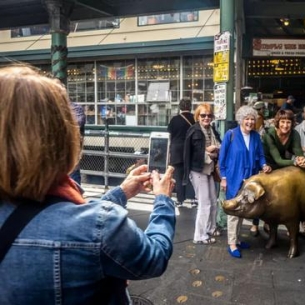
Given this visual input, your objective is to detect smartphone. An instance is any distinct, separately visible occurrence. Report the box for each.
[148,132,170,175]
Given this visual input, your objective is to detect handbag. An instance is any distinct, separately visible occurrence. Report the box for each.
[212,129,235,183]
[212,161,221,183]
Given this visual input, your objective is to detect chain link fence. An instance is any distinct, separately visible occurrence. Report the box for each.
[80,128,152,187]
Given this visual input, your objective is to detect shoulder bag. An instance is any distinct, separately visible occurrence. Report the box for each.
[212,130,234,183]
[180,113,192,126]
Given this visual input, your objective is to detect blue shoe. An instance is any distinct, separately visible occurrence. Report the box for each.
[228,247,241,258]
[237,241,250,249]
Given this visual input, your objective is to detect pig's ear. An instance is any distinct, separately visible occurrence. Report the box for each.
[253,182,265,199]
[246,181,265,201]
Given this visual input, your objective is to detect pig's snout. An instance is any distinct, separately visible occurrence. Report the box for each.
[222,199,239,210]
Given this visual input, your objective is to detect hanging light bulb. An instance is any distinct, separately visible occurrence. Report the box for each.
[280,18,290,26]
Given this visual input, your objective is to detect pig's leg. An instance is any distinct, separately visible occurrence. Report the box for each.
[265,224,278,249]
[286,223,299,258]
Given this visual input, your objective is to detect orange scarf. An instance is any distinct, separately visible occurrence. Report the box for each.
[48,175,86,205]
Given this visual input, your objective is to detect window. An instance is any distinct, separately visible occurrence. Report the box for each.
[67,62,95,104]
[182,55,214,104]
[137,57,180,103]
[11,25,50,37]
[31,55,214,126]
[146,81,170,102]
[138,11,198,26]
[97,60,135,103]
[11,18,119,38]
[70,18,119,32]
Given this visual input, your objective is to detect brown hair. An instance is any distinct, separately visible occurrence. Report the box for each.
[274,109,295,128]
[0,65,80,201]
[179,98,192,111]
[193,103,214,122]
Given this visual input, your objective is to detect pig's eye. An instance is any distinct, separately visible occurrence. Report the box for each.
[240,194,248,204]
[241,191,252,204]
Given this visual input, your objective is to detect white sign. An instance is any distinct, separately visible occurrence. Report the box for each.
[214,83,226,120]
[214,31,231,52]
[253,38,305,57]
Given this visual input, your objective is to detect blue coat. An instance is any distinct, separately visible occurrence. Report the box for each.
[219,126,267,200]
[0,187,176,305]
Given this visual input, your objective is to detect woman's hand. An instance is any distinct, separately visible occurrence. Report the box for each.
[206,145,219,160]
[150,166,175,197]
[295,156,305,168]
[206,145,219,153]
[208,152,218,160]
[262,164,272,173]
[120,164,151,200]
[220,178,227,191]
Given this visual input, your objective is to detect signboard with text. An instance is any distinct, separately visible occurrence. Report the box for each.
[253,38,305,57]
[213,31,231,82]
[213,63,229,83]
[214,83,226,120]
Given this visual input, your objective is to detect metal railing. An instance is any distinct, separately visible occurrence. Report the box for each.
[80,125,166,188]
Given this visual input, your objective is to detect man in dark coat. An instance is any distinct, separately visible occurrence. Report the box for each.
[70,101,86,185]
[280,95,295,112]
[168,99,196,207]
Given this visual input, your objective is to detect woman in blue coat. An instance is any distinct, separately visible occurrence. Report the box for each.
[219,106,271,258]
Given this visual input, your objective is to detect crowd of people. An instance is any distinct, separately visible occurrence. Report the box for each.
[168,95,305,259]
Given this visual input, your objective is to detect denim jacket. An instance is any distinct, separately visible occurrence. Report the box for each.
[0,187,176,305]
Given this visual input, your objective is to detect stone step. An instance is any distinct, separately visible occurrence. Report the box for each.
[83,183,179,204]
[82,183,200,214]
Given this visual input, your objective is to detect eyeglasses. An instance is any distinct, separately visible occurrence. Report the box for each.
[199,114,213,119]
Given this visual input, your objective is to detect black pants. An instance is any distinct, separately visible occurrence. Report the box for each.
[252,218,259,226]
[173,163,195,203]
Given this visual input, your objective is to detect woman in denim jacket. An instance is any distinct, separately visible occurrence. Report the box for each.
[0,65,176,305]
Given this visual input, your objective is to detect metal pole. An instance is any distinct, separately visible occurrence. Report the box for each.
[51,33,68,84]
[104,119,109,190]
[220,0,235,126]
[43,0,73,85]
[235,0,245,110]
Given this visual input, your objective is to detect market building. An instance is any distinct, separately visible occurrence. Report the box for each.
[0,0,305,127]
[0,5,219,127]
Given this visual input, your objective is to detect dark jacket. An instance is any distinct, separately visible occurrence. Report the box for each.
[167,112,195,165]
[70,102,86,136]
[183,122,221,185]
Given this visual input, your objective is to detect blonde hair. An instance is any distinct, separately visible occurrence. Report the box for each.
[194,103,214,122]
[0,65,80,201]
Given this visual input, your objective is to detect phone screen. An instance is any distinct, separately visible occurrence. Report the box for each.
[148,135,170,174]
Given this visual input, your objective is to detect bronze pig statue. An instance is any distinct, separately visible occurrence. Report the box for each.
[222,166,305,258]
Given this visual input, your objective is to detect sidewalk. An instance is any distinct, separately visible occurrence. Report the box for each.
[83,184,305,305]
[128,209,305,305]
